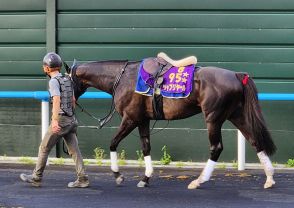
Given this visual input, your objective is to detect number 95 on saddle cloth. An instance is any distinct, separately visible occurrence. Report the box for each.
[135,61,196,98]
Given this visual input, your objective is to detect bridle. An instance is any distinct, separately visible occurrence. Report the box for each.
[72,61,129,129]
[69,60,169,137]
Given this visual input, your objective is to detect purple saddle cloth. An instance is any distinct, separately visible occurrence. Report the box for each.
[135,60,196,98]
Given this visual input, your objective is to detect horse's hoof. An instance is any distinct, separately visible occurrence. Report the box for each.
[137,180,148,188]
[188,179,200,189]
[116,175,124,185]
[264,179,275,189]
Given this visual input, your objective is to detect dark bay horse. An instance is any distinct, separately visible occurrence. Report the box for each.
[65,56,276,189]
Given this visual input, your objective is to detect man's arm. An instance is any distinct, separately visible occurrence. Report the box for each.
[72,95,76,109]
[51,95,61,133]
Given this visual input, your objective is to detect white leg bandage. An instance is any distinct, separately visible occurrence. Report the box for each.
[110,151,119,172]
[257,151,275,189]
[199,159,217,182]
[144,156,153,177]
[188,159,216,189]
[257,151,274,177]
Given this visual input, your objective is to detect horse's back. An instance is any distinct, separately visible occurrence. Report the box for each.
[195,66,242,92]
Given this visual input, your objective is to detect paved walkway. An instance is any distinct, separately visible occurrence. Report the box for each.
[0,163,294,208]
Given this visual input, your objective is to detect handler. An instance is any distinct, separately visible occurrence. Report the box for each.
[20,52,89,188]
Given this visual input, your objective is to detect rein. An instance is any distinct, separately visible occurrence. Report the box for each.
[74,60,170,136]
[76,61,129,129]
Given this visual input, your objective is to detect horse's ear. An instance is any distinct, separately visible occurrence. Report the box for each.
[63,61,71,74]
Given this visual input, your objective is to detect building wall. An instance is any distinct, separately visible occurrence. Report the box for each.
[1,0,294,163]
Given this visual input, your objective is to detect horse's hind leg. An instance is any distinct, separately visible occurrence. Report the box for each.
[137,120,153,188]
[188,122,223,189]
[257,151,275,189]
[229,113,275,189]
[109,116,137,185]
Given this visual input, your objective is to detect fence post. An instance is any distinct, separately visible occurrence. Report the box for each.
[41,100,49,138]
[237,130,246,170]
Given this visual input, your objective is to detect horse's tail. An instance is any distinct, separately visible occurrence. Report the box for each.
[236,73,276,156]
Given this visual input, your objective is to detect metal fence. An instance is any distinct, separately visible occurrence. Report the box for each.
[1,91,293,169]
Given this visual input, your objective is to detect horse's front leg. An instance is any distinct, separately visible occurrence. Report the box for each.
[188,122,222,189]
[110,117,137,185]
[137,120,153,188]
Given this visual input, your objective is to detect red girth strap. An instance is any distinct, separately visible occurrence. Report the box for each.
[242,74,249,85]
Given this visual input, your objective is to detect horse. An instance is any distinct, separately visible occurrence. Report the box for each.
[64,53,276,189]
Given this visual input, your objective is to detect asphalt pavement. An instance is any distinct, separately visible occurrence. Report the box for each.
[0,163,294,208]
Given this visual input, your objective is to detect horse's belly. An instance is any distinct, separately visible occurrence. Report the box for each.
[162,100,201,120]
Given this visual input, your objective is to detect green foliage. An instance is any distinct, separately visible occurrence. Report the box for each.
[118,149,126,166]
[19,157,34,165]
[232,160,238,169]
[94,147,106,166]
[136,150,144,167]
[52,157,64,165]
[176,161,184,168]
[286,159,294,167]
[160,145,172,165]
[217,162,226,169]
[84,159,90,166]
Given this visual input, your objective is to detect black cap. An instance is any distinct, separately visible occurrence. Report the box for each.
[43,52,62,68]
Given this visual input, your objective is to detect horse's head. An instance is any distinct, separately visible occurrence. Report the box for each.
[64,60,88,100]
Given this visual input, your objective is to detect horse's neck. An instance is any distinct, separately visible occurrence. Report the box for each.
[82,62,123,94]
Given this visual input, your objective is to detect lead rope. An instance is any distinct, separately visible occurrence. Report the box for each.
[75,61,170,136]
[150,120,170,135]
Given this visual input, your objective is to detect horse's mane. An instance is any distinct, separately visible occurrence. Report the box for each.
[89,60,126,64]
[77,60,140,69]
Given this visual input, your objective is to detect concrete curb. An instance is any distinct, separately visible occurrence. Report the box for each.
[1,156,294,171]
